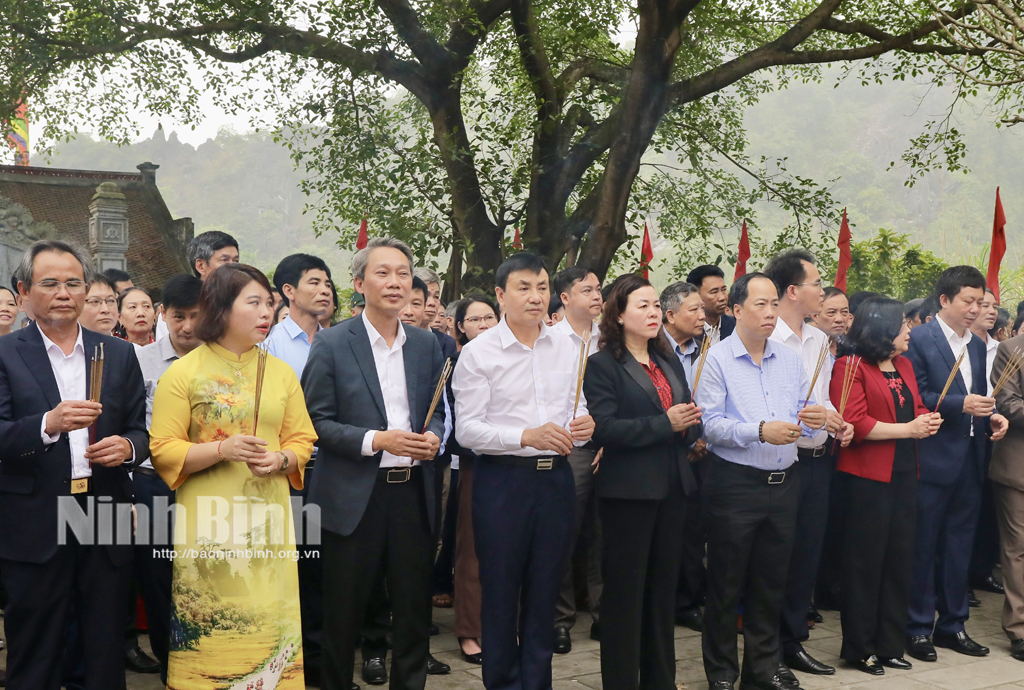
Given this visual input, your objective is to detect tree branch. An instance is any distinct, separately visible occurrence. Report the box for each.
[375,0,449,67]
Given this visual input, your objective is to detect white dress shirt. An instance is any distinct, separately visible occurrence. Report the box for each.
[358,312,419,468]
[980,331,998,396]
[936,314,974,393]
[453,316,587,457]
[703,321,724,346]
[769,318,833,449]
[38,324,91,479]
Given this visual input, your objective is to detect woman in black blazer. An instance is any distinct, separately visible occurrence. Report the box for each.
[583,274,703,690]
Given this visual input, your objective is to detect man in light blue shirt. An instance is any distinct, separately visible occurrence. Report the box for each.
[661,282,705,389]
[694,273,826,690]
[267,252,334,687]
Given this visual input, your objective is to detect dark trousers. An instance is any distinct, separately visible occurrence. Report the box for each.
[432,467,459,596]
[454,456,483,640]
[132,470,174,684]
[322,469,434,690]
[3,541,132,690]
[815,451,844,610]
[676,456,709,618]
[600,486,687,690]
[970,448,1001,583]
[839,470,916,661]
[557,447,602,629]
[360,579,392,661]
[292,464,325,682]
[474,458,575,690]
[779,453,833,656]
[702,459,799,685]
[908,443,984,637]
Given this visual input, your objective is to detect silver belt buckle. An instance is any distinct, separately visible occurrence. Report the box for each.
[767,471,786,485]
[812,445,826,457]
[536,458,554,470]
[387,467,412,483]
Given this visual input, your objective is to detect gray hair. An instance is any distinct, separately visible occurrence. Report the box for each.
[351,237,415,281]
[186,231,238,276]
[18,240,95,290]
[445,300,460,318]
[660,281,699,318]
[414,266,441,286]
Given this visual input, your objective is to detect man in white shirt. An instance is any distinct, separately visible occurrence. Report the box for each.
[549,266,603,652]
[0,240,148,688]
[764,250,852,683]
[303,238,446,690]
[453,253,595,690]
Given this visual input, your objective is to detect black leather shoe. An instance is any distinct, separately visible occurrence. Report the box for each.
[426,654,450,675]
[125,646,161,674]
[879,656,912,670]
[738,675,792,690]
[776,663,799,688]
[554,626,571,654]
[711,682,735,690]
[905,635,937,662]
[784,649,835,675]
[968,589,981,607]
[362,657,387,685]
[675,609,703,633]
[1011,638,1024,661]
[589,620,600,641]
[462,649,483,664]
[934,631,990,657]
[429,623,440,635]
[973,574,1006,595]
[806,605,823,624]
[851,655,884,675]
[352,684,360,690]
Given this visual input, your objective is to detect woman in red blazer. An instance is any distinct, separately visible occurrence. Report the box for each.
[830,297,942,676]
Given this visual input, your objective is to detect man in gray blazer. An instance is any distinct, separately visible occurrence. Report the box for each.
[302,237,446,690]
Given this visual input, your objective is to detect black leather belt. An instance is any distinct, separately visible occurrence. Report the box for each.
[713,456,793,484]
[479,454,565,470]
[133,465,161,479]
[797,445,828,458]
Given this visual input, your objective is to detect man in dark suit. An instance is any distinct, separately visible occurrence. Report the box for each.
[904,266,1008,662]
[687,265,735,345]
[0,239,148,689]
[414,267,457,359]
[302,237,446,690]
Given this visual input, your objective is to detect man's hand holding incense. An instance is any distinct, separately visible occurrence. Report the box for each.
[85,435,133,467]
[569,414,594,443]
[963,394,996,416]
[522,423,573,456]
[373,430,438,460]
[797,404,827,430]
[45,400,101,435]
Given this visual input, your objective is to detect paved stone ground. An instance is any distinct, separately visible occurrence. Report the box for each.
[113,588,1024,689]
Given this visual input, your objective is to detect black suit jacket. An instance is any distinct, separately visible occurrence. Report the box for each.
[302,316,446,537]
[584,345,701,500]
[433,328,457,360]
[0,325,148,565]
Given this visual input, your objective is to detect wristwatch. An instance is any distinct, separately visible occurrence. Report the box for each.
[279,451,289,472]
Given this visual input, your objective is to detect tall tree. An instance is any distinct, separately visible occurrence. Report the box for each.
[0,0,994,291]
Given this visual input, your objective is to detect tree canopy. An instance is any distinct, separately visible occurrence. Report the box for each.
[0,0,1009,293]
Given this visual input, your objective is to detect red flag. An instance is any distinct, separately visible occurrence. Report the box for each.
[640,223,654,279]
[988,187,1007,303]
[356,217,369,250]
[512,227,522,250]
[835,209,852,292]
[734,220,750,281]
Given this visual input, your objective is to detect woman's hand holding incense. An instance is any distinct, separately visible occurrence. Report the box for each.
[221,435,269,462]
[667,403,702,432]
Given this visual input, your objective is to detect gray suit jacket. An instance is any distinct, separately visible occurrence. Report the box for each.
[301,315,446,537]
[992,333,1024,492]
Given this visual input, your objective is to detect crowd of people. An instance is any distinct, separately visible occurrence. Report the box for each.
[0,231,1022,690]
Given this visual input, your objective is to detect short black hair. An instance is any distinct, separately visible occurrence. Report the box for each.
[548,293,564,318]
[728,272,775,310]
[553,266,597,299]
[993,307,1011,338]
[762,249,815,297]
[935,265,986,305]
[848,291,883,316]
[823,286,847,301]
[161,274,203,311]
[919,294,939,322]
[102,268,132,284]
[273,254,331,307]
[88,274,118,294]
[686,264,725,290]
[410,276,428,301]
[840,297,906,364]
[495,253,546,291]
[1014,312,1024,336]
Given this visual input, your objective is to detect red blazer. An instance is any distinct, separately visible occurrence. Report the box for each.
[831,354,929,483]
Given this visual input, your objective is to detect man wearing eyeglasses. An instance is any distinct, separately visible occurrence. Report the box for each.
[0,240,148,688]
[79,275,119,336]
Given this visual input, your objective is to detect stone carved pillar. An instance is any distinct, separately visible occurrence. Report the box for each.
[89,181,129,273]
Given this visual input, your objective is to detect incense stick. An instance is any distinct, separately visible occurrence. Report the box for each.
[802,338,831,409]
[88,344,104,445]
[252,347,268,435]
[838,355,861,417]
[572,336,592,419]
[992,347,1024,397]
[422,358,453,433]
[690,334,713,399]
[935,345,968,411]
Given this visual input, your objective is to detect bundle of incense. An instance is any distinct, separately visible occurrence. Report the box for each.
[992,347,1024,398]
[802,338,832,409]
[422,358,454,433]
[689,334,713,399]
[88,344,104,445]
[837,355,861,417]
[572,335,592,419]
[935,344,969,411]
[252,347,268,436]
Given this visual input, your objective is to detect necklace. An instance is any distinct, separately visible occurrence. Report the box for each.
[210,345,252,377]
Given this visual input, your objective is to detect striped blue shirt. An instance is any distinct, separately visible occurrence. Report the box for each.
[695,332,815,470]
